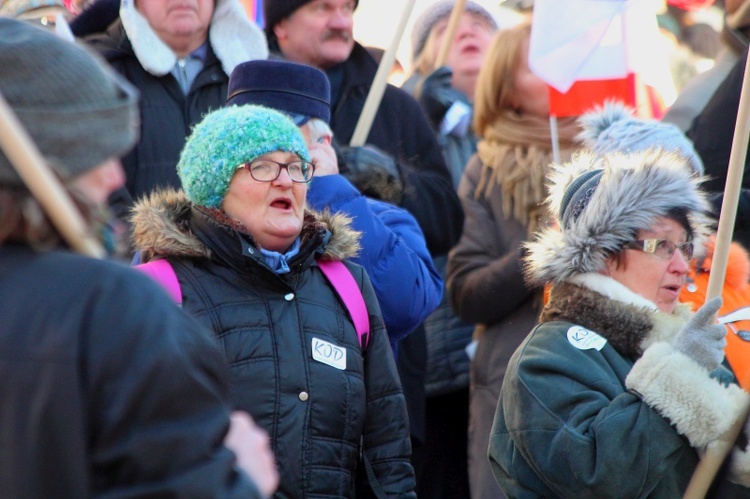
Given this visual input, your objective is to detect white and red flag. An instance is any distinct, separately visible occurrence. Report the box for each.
[529,0,675,118]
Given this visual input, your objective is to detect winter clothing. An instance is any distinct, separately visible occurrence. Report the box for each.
[579,102,704,175]
[0,17,137,185]
[263,0,359,43]
[319,42,464,451]
[307,174,442,350]
[490,277,750,498]
[410,0,497,62]
[525,150,713,287]
[81,0,267,217]
[130,190,416,498]
[491,148,750,497]
[321,42,463,258]
[224,57,442,350]
[227,59,331,125]
[447,110,581,499]
[0,244,263,498]
[177,106,309,208]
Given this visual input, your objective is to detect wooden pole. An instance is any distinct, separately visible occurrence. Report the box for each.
[433,0,468,69]
[350,0,417,147]
[0,90,106,258]
[683,47,750,499]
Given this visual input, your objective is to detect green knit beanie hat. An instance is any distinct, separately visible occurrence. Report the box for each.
[178,105,310,208]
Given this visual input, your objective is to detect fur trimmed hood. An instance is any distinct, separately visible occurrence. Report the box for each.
[119,0,268,77]
[130,188,361,263]
[525,149,714,286]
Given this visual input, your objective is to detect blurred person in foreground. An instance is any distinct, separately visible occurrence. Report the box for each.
[0,18,276,498]
[489,144,750,497]
[130,104,416,497]
[446,21,582,499]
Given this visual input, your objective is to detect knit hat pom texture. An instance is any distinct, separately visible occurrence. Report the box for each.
[178,105,310,208]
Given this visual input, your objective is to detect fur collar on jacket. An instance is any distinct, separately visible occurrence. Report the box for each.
[130,188,361,263]
[542,273,692,357]
[119,0,267,76]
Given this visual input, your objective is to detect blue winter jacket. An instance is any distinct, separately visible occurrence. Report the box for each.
[308,174,443,353]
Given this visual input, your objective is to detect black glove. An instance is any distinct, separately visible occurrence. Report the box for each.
[337,144,404,205]
[416,66,464,129]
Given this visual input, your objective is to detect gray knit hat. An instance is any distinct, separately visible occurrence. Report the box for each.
[524,149,713,286]
[578,101,704,176]
[0,17,138,186]
[411,0,497,61]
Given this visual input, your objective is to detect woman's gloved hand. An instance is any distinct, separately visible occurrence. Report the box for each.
[416,66,463,129]
[672,296,726,371]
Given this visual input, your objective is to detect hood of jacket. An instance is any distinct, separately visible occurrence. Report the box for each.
[130,188,361,264]
[119,0,267,76]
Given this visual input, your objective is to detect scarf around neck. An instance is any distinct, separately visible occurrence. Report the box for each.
[476,111,581,235]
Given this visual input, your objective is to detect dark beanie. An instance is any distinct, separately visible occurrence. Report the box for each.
[0,17,138,186]
[264,0,359,40]
[227,59,331,125]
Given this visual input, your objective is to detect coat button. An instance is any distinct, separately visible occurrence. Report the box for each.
[299,391,309,401]
[284,293,294,301]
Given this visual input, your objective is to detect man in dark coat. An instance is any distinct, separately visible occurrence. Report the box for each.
[76,0,267,220]
[264,0,465,451]
[0,18,276,498]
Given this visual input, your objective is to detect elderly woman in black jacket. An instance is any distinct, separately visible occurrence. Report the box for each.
[131,104,416,498]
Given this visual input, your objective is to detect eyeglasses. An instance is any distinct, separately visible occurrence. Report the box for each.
[624,239,694,261]
[236,160,314,183]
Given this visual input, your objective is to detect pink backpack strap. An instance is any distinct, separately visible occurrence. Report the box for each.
[318,259,370,349]
[136,259,182,305]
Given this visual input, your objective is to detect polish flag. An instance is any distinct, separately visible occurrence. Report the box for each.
[530,0,675,118]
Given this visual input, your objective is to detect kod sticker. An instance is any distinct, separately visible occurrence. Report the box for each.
[312,337,346,370]
[567,326,607,351]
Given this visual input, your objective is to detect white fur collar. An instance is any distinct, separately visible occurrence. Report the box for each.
[119,0,268,76]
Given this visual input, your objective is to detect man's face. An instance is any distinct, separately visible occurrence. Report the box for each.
[136,0,214,54]
[274,0,355,69]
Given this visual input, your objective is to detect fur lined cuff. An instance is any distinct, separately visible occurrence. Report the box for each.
[626,342,749,448]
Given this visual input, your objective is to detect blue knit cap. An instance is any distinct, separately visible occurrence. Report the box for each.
[578,101,704,175]
[177,105,310,208]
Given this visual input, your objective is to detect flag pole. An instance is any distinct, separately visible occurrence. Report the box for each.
[350,0,417,147]
[0,90,106,258]
[683,47,750,499]
[433,0,467,70]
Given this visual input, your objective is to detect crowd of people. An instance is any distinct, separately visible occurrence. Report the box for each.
[3,0,750,497]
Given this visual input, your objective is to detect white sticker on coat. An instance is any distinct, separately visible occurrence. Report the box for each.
[312,337,346,370]
[567,326,607,351]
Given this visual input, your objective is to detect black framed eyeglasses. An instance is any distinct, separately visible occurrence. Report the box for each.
[624,239,694,261]
[236,159,315,183]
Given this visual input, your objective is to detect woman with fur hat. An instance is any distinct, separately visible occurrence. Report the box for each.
[446,21,583,499]
[488,146,750,496]
[130,104,416,497]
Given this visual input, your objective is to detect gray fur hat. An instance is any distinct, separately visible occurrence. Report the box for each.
[578,101,704,175]
[0,17,138,186]
[524,149,713,286]
[411,0,497,61]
